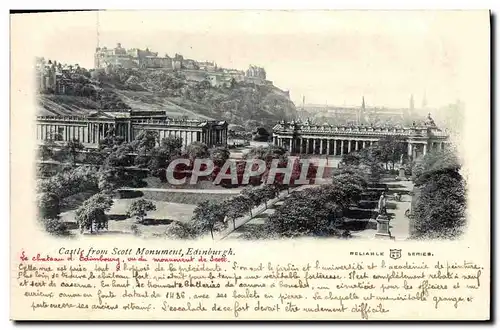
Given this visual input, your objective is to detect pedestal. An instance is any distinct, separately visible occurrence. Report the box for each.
[399,168,405,178]
[375,214,392,239]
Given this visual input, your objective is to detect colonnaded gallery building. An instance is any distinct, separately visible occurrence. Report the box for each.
[35,110,229,149]
[272,114,450,159]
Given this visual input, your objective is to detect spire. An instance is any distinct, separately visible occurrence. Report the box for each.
[410,94,415,110]
[358,96,366,125]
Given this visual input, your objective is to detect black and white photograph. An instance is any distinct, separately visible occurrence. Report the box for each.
[9,9,491,321]
[33,11,467,241]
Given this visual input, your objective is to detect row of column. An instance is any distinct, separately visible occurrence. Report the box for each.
[154,129,201,149]
[203,128,227,147]
[37,123,88,142]
[273,136,448,157]
[275,136,377,156]
[37,122,230,149]
[87,122,114,144]
[38,122,122,145]
[408,141,446,157]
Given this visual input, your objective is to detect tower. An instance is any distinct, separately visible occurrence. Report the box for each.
[409,94,415,111]
[358,96,366,125]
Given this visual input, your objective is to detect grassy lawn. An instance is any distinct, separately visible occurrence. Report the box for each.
[143,176,236,191]
[140,190,234,204]
[63,198,198,237]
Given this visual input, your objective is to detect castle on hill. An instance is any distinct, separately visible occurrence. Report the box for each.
[93,43,272,89]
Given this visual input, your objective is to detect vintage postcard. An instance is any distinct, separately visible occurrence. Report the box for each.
[10,10,490,320]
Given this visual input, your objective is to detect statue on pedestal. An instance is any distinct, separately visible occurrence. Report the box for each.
[377,192,387,215]
[375,192,392,239]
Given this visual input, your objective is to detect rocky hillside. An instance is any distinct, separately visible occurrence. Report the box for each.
[37,66,297,131]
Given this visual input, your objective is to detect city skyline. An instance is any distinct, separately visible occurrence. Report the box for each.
[31,11,473,108]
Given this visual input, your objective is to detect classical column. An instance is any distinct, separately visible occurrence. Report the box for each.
[423,143,427,155]
[363,141,366,149]
[312,139,316,154]
[289,138,293,153]
[333,139,337,156]
[320,139,324,155]
[340,140,344,155]
[326,139,330,155]
[407,143,413,157]
[347,139,352,153]
[355,140,359,151]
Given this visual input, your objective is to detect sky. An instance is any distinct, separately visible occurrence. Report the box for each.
[25,10,486,108]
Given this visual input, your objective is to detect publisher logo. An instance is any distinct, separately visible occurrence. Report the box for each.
[389,249,402,260]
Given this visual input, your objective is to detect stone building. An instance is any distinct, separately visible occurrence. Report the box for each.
[246,65,266,80]
[94,43,175,70]
[272,113,449,159]
[36,110,228,149]
[35,58,78,94]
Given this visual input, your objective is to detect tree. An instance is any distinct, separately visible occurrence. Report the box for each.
[105,143,134,168]
[38,145,53,161]
[246,145,287,166]
[75,193,113,234]
[411,149,465,239]
[37,192,61,220]
[376,136,407,169]
[357,147,384,182]
[186,141,210,159]
[41,217,69,236]
[210,146,230,168]
[63,139,84,164]
[266,189,331,237]
[260,185,277,209]
[131,130,158,153]
[163,221,196,240]
[38,165,99,200]
[148,136,183,178]
[341,152,361,167]
[99,135,125,153]
[127,199,157,224]
[225,195,253,229]
[191,200,227,239]
[333,166,369,191]
[241,186,261,206]
[252,127,270,142]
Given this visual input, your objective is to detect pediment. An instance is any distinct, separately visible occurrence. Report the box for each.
[86,111,117,119]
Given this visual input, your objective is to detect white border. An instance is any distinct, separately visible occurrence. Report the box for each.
[4,1,498,328]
